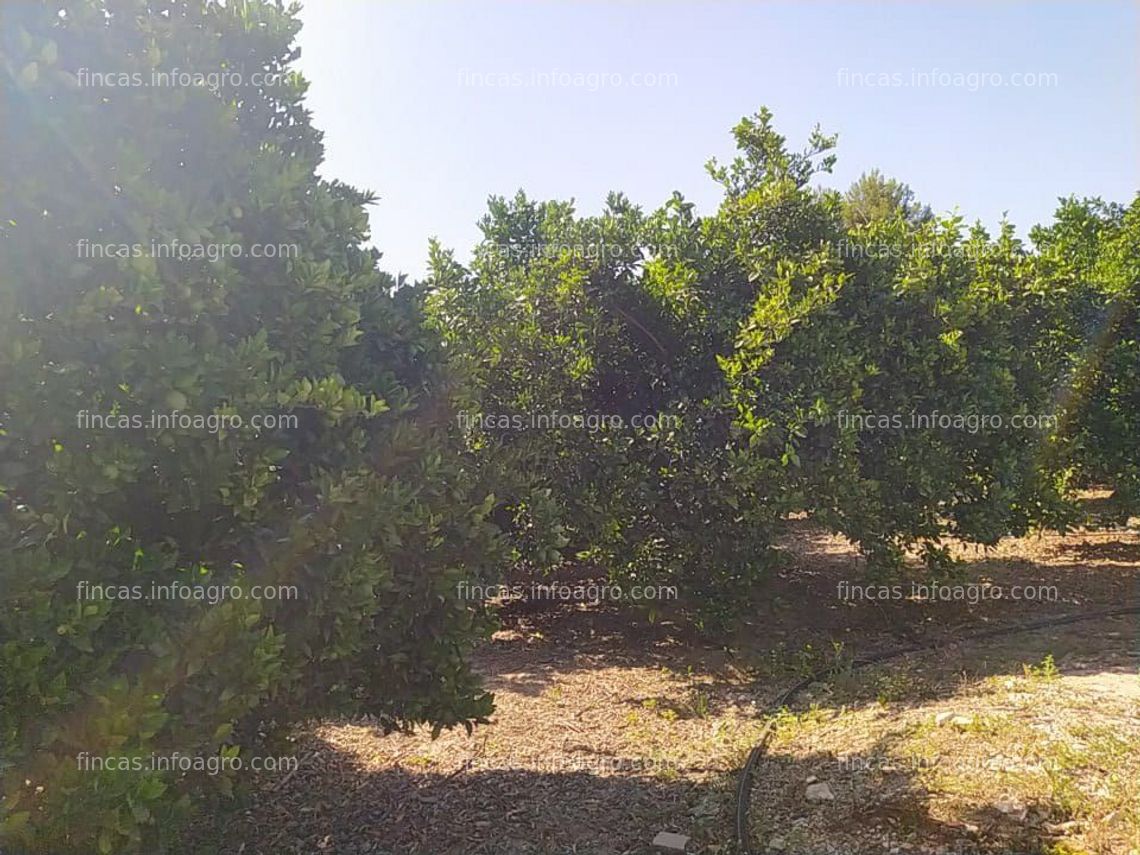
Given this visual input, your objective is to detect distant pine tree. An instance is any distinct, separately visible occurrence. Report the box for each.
[843,169,933,227]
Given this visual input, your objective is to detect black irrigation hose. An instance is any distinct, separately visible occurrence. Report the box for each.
[734,604,1140,854]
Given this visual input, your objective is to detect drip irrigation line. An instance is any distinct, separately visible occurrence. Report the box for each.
[734,604,1140,853]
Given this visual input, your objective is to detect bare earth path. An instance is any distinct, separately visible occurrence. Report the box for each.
[190,522,1140,854]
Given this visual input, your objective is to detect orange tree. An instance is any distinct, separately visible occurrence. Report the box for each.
[427,189,783,627]
[712,110,1077,570]
[1,2,502,851]
[1031,197,1140,521]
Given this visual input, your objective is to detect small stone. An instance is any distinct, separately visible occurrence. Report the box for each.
[688,792,720,819]
[805,781,836,802]
[768,837,787,851]
[934,712,954,726]
[950,715,975,730]
[1047,820,1080,833]
[806,775,818,784]
[994,797,1028,822]
[652,831,690,852]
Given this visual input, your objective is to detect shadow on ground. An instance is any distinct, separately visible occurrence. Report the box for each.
[186,762,733,854]
[749,748,1073,855]
[180,518,1139,854]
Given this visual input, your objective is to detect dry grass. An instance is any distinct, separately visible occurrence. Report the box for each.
[748,631,1140,855]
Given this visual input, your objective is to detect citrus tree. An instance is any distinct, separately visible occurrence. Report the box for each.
[1,2,501,851]
[1031,197,1140,520]
[427,188,783,626]
[713,111,1075,570]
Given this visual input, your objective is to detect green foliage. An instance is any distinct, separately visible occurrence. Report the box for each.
[843,169,932,228]
[1023,653,1061,681]
[713,115,1080,568]
[426,186,781,626]
[0,2,500,851]
[1031,197,1140,520]
[432,107,1136,607]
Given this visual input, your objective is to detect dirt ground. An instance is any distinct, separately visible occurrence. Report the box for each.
[746,617,1140,855]
[186,517,1140,855]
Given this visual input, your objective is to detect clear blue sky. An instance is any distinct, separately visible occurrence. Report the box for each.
[295,1,1138,280]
